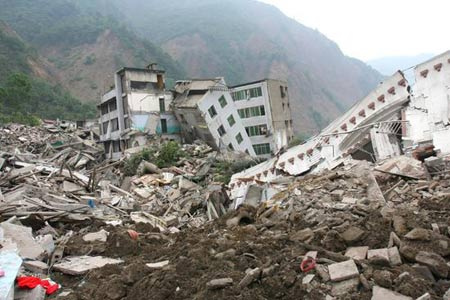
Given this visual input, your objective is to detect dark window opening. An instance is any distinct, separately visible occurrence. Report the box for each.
[157,74,164,89]
[111,118,119,132]
[159,97,165,113]
[161,119,167,133]
[217,125,226,137]
[208,105,217,118]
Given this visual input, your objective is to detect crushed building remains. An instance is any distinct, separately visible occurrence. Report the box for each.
[230,51,450,207]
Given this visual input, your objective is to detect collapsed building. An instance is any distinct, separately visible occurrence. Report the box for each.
[172,78,256,156]
[98,66,180,159]
[229,51,450,207]
[230,79,294,158]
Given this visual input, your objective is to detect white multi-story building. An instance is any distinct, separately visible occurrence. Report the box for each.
[98,66,180,159]
[230,79,294,158]
[173,78,256,156]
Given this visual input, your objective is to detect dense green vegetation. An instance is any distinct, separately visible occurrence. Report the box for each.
[123,141,185,176]
[0,73,96,125]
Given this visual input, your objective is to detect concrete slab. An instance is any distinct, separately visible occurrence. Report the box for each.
[0,222,45,260]
[328,259,359,282]
[0,252,22,300]
[53,256,123,275]
[345,246,369,260]
[371,286,412,300]
[367,248,390,264]
[388,246,402,266]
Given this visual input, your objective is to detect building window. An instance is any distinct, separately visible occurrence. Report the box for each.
[112,140,121,152]
[238,105,265,118]
[218,95,227,108]
[109,100,117,112]
[280,85,286,98]
[130,81,154,90]
[161,119,167,133]
[102,121,108,134]
[232,87,262,101]
[228,143,234,150]
[124,117,129,129]
[208,105,217,118]
[253,143,271,155]
[285,120,289,128]
[227,114,236,127]
[111,118,119,132]
[245,124,268,136]
[217,125,226,137]
[123,97,128,113]
[159,97,165,113]
[236,133,243,144]
[101,103,109,115]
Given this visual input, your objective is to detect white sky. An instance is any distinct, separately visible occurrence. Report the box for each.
[259,0,450,61]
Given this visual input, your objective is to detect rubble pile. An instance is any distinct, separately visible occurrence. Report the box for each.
[0,124,449,299]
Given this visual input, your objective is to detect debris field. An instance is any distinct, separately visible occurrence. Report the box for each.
[0,123,449,300]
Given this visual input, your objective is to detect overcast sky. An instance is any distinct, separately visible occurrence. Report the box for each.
[260,0,449,61]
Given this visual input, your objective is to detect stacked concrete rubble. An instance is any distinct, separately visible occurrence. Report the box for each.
[0,123,449,299]
[0,123,239,299]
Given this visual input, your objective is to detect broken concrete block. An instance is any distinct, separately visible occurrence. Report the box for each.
[53,256,123,275]
[331,277,359,296]
[63,181,83,193]
[163,215,179,227]
[388,246,402,266]
[0,222,45,260]
[405,228,430,241]
[206,278,233,290]
[178,177,199,192]
[315,264,330,282]
[431,223,440,234]
[367,248,390,265]
[146,260,169,269]
[238,267,261,288]
[133,188,151,199]
[345,246,369,260]
[341,226,365,244]
[290,228,314,242]
[36,234,54,255]
[22,260,49,274]
[412,264,435,282]
[392,215,407,235]
[371,286,412,300]
[341,197,357,204]
[415,251,449,278]
[82,229,109,242]
[302,274,315,284]
[330,190,344,201]
[388,232,402,248]
[303,251,318,260]
[328,259,359,282]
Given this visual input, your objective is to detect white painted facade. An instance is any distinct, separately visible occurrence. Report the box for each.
[231,79,293,158]
[404,51,450,153]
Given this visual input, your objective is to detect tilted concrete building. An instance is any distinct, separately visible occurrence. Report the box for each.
[229,51,450,207]
[172,78,256,156]
[230,79,294,158]
[98,67,179,159]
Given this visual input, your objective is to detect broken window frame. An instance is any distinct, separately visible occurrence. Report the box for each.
[217,125,226,137]
[227,114,236,127]
[253,143,271,155]
[236,132,243,144]
[218,95,227,108]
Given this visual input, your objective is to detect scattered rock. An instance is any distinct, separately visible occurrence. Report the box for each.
[415,251,449,278]
[328,259,359,282]
[206,278,233,290]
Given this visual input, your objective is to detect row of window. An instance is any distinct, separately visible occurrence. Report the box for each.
[100,98,117,115]
[238,105,265,119]
[245,124,268,137]
[253,143,271,155]
[231,87,262,101]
